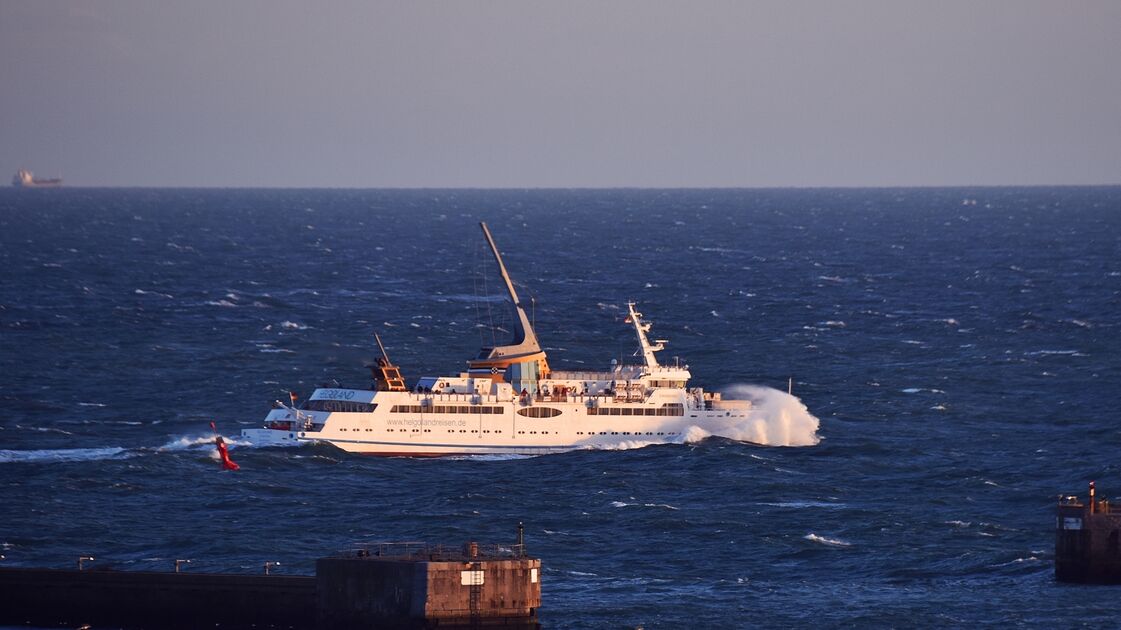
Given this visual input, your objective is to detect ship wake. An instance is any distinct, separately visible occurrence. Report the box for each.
[683,384,820,447]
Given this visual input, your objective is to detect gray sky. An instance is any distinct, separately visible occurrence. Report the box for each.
[2,1,1118,187]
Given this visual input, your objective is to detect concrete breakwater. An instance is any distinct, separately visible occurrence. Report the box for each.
[0,539,540,629]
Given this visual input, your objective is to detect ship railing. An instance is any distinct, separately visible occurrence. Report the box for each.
[341,542,528,560]
[1058,496,1119,514]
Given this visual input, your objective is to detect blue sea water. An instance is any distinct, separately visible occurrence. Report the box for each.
[1,187,1119,628]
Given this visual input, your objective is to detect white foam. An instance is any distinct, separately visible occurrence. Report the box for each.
[804,533,851,547]
[157,434,252,452]
[0,447,128,464]
[682,385,820,447]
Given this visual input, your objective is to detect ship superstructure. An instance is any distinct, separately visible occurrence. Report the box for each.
[243,223,757,456]
[12,169,62,188]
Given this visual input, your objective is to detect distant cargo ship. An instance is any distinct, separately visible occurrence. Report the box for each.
[12,169,62,188]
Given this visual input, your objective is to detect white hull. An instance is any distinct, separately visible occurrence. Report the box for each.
[243,385,761,457]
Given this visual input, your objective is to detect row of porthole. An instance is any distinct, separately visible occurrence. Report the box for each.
[345,428,676,437]
[444,429,502,434]
[576,431,678,436]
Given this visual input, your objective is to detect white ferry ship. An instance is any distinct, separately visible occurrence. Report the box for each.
[243,223,762,456]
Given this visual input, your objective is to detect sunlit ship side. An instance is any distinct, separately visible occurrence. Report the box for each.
[243,223,762,456]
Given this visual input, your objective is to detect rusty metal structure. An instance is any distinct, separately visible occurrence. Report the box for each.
[1055,481,1121,584]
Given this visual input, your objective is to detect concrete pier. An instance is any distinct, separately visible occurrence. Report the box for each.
[1055,482,1121,584]
[318,542,540,628]
[0,567,315,628]
[0,538,540,629]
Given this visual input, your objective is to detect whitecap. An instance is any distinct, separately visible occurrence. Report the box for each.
[0,447,128,464]
[1025,349,1085,357]
[280,321,308,330]
[804,533,851,547]
[759,501,845,509]
[134,289,174,299]
[16,425,74,435]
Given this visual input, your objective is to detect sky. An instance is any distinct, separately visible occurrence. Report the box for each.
[1,1,1119,188]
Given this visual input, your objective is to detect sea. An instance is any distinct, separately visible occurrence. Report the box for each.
[1,187,1118,628]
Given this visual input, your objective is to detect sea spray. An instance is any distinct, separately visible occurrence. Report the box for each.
[682,384,820,447]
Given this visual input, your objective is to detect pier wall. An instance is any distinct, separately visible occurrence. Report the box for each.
[1056,501,1121,584]
[0,550,540,629]
[317,555,541,628]
[0,567,315,628]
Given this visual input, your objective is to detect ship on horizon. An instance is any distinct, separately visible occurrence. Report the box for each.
[12,168,62,188]
[244,222,789,456]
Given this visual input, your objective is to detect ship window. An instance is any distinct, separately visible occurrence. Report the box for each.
[516,407,562,419]
[661,403,684,416]
[459,406,471,414]
[609,408,621,416]
[305,400,377,413]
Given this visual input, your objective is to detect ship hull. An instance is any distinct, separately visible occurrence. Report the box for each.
[242,387,760,457]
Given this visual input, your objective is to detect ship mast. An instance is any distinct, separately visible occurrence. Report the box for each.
[467,223,549,384]
[626,302,665,369]
[479,222,540,353]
